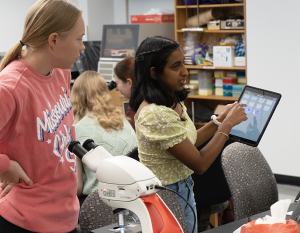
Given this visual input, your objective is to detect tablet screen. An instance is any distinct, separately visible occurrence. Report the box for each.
[229,86,281,146]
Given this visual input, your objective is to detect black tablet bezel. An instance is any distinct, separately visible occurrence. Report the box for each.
[229,85,281,147]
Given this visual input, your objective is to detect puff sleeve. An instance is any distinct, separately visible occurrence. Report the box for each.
[137,105,188,150]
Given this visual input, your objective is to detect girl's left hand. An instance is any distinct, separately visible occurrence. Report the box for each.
[217,102,247,123]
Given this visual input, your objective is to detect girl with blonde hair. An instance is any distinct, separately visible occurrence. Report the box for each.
[71,71,137,204]
[0,0,85,232]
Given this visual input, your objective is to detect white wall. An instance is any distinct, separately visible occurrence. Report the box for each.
[0,0,174,51]
[0,0,36,52]
[86,0,114,41]
[128,0,174,16]
[247,0,300,177]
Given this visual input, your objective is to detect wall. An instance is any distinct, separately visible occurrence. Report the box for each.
[246,0,300,177]
[86,0,114,41]
[0,0,36,52]
[0,0,173,51]
[128,0,174,17]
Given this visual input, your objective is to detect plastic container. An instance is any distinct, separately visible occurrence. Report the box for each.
[232,91,242,97]
[223,84,233,91]
[198,71,212,91]
[237,77,246,84]
[214,71,226,78]
[189,70,199,85]
[226,71,237,78]
[199,89,213,95]
[185,84,198,95]
[232,84,245,92]
[215,87,223,96]
[236,70,246,77]
[215,78,223,87]
[222,77,237,84]
[223,90,233,97]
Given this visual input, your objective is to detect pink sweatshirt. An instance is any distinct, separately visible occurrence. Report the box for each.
[0,60,79,232]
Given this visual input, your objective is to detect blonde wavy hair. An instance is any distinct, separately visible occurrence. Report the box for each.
[71,71,126,131]
[0,0,82,72]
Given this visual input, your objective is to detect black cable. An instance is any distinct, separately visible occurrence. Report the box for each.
[155,185,196,233]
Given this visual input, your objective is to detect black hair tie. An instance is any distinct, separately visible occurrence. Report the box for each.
[135,55,144,61]
[20,40,25,46]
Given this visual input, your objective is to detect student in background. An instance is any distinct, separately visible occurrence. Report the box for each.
[0,0,85,232]
[130,36,247,233]
[71,71,137,205]
[114,57,136,130]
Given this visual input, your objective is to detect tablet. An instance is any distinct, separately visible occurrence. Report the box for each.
[229,85,281,147]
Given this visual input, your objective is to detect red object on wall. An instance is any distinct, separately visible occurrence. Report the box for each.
[130,14,174,24]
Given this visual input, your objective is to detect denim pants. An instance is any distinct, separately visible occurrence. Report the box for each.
[166,175,197,233]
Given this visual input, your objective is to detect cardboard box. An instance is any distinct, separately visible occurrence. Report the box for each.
[234,57,245,67]
[207,20,221,30]
[214,105,226,115]
[213,46,235,67]
[130,14,174,24]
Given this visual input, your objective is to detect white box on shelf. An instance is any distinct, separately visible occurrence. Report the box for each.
[213,46,235,67]
[234,57,246,67]
[215,78,223,87]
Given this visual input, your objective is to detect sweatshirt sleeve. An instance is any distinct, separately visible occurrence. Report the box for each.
[0,154,10,173]
[0,85,16,140]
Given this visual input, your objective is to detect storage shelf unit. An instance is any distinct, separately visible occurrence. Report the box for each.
[174,0,247,127]
[176,3,244,9]
[187,95,238,101]
[185,65,245,70]
[177,29,245,33]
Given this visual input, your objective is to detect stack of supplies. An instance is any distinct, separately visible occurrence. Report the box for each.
[222,71,237,97]
[234,42,245,67]
[198,71,212,95]
[232,84,245,97]
[237,70,246,84]
[214,71,226,96]
[187,70,199,95]
[189,70,199,85]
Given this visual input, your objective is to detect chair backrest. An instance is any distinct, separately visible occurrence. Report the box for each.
[295,191,300,202]
[221,142,278,221]
[125,146,139,161]
[79,189,189,233]
[79,190,118,233]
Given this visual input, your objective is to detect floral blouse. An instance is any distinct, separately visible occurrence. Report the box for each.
[135,102,197,185]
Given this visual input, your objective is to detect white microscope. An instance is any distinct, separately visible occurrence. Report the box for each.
[68,139,184,233]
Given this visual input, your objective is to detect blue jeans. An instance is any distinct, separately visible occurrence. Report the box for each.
[166,176,197,233]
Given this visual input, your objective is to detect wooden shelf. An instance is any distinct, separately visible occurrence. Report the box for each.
[177,29,245,33]
[184,65,246,70]
[176,3,244,9]
[175,0,246,105]
[187,95,238,101]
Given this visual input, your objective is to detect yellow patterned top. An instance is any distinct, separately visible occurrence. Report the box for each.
[135,102,197,185]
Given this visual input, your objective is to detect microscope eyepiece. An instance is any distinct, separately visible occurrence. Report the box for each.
[68,141,88,159]
[82,139,98,151]
[108,81,116,91]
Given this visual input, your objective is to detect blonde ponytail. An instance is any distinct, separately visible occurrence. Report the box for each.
[0,42,23,72]
[0,0,82,72]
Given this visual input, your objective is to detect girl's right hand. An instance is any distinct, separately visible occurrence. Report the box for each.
[0,160,33,198]
[223,102,248,127]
